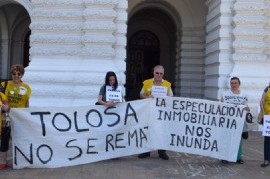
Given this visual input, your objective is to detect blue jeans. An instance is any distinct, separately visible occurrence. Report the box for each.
[264,136,270,161]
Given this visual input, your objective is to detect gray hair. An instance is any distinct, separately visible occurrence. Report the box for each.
[153,65,164,72]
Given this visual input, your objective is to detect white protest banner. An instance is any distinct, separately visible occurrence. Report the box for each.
[106,86,122,102]
[10,97,246,169]
[148,96,246,162]
[263,115,270,136]
[151,86,167,97]
[10,99,152,169]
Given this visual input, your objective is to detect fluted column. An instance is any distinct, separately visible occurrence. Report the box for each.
[25,0,128,107]
[175,27,205,98]
[205,0,235,100]
[231,0,267,105]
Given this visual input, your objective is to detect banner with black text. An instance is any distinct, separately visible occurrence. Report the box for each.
[10,97,246,168]
[10,99,152,169]
[149,96,246,161]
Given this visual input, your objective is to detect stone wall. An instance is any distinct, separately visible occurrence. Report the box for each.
[24,0,127,107]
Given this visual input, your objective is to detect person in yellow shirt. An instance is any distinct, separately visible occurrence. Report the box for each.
[0,64,31,170]
[138,65,173,160]
[260,84,270,167]
[0,91,9,134]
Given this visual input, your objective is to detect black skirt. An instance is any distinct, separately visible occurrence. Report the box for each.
[0,126,11,152]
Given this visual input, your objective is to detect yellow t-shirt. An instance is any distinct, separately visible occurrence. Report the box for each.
[1,81,31,108]
[264,87,270,115]
[142,78,172,96]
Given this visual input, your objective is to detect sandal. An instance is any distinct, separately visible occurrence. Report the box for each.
[0,163,8,170]
[236,159,244,164]
[221,160,228,164]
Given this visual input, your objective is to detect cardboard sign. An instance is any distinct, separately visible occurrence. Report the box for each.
[106,86,122,102]
[151,86,167,97]
[263,115,270,136]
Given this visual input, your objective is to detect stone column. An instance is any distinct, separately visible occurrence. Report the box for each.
[113,0,128,89]
[25,0,128,107]
[26,0,85,107]
[80,0,127,104]
[0,39,10,78]
[231,0,267,105]
[24,0,127,106]
[175,27,205,98]
[205,0,235,101]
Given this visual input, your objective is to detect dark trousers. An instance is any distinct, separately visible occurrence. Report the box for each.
[144,150,166,155]
[264,136,270,161]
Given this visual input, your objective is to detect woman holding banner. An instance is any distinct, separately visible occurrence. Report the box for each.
[0,86,9,169]
[97,71,125,106]
[0,64,31,169]
[137,65,173,160]
[221,77,249,164]
[259,83,270,167]
[0,85,9,135]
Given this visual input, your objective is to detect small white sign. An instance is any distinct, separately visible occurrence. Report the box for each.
[263,115,270,136]
[106,86,122,102]
[151,86,167,97]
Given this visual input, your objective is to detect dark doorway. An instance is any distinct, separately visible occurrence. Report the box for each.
[23,30,31,67]
[126,30,160,101]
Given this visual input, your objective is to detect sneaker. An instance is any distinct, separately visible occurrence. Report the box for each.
[0,163,8,170]
[261,162,269,167]
[221,160,228,164]
[236,159,244,164]
[138,153,150,159]
[159,152,169,160]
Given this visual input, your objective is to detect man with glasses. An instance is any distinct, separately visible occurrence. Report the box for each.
[138,65,173,160]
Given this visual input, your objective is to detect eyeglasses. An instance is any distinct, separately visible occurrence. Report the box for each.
[155,72,163,75]
[230,82,238,84]
[12,72,21,77]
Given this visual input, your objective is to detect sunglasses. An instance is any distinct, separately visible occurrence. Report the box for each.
[12,72,21,77]
[155,72,163,75]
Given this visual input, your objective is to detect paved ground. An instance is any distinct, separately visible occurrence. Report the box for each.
[0,131,269,179]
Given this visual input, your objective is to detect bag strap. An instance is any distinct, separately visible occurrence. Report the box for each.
[3,81,8,94]
[103,85,106,96]
[0,81,8,102]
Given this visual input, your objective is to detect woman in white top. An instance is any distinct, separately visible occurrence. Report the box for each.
[221,77,250,164]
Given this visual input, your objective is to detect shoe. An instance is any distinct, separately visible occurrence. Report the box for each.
[138,153,150,158]
[159,152,169,160]
[236,159,244,164]
[261,162,269,167]
[221,160,228,164]
[0,163,8,170]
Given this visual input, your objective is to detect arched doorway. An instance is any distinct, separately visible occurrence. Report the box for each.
[0,2,31,80]
[126,30,160,101]
[126,7,177,101]
[23,30,31,67]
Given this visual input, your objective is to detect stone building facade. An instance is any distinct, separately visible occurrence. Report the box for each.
[0,0,270,109]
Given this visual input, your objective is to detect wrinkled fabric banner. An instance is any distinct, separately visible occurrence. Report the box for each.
[149,96,245,162]
[10,99,152,169]
[10,97,245,169]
